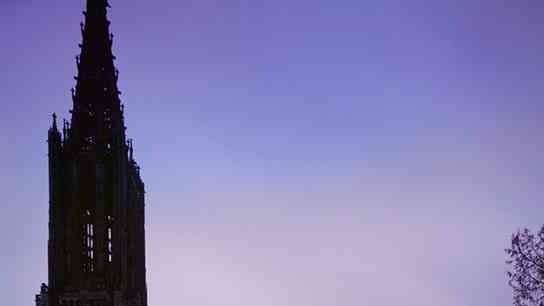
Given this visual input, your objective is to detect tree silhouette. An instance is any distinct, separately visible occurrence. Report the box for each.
[506,226,544,306]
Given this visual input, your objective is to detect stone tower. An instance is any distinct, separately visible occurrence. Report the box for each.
[40,1,148,305]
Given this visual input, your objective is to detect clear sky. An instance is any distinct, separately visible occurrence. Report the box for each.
[2,1,544,305]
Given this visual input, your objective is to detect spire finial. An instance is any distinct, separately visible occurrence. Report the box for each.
[63,119,68,138]
[52,113,58,129]
[86,0,110,12]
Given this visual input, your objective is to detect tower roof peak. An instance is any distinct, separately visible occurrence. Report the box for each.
[71,0,124,146]
[86,0,110,11]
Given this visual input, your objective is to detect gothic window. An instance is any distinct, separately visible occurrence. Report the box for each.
[106,215,113,263]
[107,227,112,262]
[102,108,113,131]
[83,209,94,272]
[82,136,95,152]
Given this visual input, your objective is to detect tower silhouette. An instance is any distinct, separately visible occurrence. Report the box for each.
[39,1,148,305]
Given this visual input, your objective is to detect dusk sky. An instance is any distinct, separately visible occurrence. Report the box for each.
[2,1,544,305]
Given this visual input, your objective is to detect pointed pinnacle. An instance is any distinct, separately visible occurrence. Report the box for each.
[52,113,58,129]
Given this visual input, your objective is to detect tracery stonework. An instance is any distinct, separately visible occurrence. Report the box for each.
[37,1,148,305]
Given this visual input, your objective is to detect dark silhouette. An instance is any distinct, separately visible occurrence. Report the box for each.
[506,226,544,306]
[37,0,148,305]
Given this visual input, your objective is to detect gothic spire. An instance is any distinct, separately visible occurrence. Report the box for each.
[86,0,110,12]
[71,0,124,148]
[42,2,148,304]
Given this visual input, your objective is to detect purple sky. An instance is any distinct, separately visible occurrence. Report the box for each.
[2,1,544,305]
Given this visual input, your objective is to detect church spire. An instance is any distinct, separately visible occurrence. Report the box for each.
[41,2,148,305]
[71,0,124,149]
[86,0,110,12]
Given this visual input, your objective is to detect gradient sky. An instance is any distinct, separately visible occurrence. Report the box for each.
[2,1,544,305]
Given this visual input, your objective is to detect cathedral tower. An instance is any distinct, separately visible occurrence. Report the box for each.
[41,1,148,305]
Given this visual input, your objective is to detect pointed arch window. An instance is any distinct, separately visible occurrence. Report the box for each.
[106,215,113,263]
[83,209,95,272]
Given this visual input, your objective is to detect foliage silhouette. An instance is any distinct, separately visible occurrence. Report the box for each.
[506,226,544,306]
